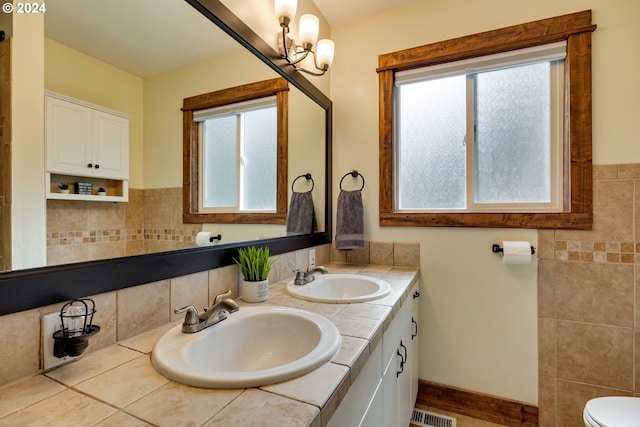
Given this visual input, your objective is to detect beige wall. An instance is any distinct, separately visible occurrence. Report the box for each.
[142,48,276,188]
[329,0,640,405]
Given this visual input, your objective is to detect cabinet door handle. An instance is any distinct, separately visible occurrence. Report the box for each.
[411,317,418,340]
[399,340,407,363]
[396,348,405,377]
[413,290,420,299]
[397,340,408,377]
[94,164,100,169]
[87,163,93,168]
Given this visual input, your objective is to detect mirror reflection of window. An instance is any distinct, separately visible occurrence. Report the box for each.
[183,77,289,224]
[196,97,278,212]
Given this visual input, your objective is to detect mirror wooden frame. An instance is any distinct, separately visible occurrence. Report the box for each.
[0,0,332,316]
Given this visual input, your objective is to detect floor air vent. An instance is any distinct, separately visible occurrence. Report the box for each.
[411,408,457,427]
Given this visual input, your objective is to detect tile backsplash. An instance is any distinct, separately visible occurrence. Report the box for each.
[538,163,640,427]
[0,241,419,386]
[46,188,200,266]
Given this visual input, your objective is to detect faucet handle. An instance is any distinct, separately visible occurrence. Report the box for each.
[213,290,232,305]
[174,305,199,326]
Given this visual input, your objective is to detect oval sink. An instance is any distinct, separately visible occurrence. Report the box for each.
[151,306,341,389]
[286,274,392,303]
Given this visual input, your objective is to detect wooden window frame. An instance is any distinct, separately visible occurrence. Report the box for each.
[377,10,596,229]
[183,77,289,224]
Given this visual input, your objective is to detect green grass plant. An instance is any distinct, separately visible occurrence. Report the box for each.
[235,246,277,281]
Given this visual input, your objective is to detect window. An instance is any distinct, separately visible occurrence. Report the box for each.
[183,78,289,224]
[395,43,565,212]
[195,97,277,212]
[378,10,596,229]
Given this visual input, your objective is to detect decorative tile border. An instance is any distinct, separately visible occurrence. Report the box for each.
[554,240,636,264]
[144,228,198,242]
[47,229,198,246]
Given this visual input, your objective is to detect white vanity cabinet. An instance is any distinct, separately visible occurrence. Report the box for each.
[382,282,420,427]
[328,282,420,427]
[45,93,130,201]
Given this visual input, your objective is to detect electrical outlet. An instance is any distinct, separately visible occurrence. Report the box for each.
[42,312,79,370]
[309,249,316,268]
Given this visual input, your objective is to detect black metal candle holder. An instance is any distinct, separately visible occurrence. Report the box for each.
[52,298,100,358]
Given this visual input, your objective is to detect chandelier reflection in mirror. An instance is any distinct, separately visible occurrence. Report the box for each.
[275,0,334,76]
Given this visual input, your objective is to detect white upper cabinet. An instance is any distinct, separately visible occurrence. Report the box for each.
[46,94,129,180]
[91,109,129,179]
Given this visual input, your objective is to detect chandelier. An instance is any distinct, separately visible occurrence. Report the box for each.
[275,0,334,76]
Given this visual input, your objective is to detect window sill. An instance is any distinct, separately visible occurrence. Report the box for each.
[379,211,592,230]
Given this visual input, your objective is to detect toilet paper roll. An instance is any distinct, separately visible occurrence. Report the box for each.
[196,231,215,247]
[502,241,532,265]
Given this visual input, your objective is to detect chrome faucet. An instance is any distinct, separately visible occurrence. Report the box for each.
[174,290,239,333]
[293,265,328,285]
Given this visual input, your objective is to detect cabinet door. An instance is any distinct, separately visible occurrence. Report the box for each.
[410,305,419,409]
[397,330,412,426]
[359,379,384,427]
[327,341,384,427]
[46,97,92,175]
[382,349,400,427]
[92,110,129,179]
[383,295,413,427]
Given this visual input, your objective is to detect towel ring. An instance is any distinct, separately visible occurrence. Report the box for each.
[291,173,314,192]
[339,170,365,191]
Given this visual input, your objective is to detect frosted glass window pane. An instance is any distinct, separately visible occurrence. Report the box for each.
[397,75,466,209]
[474,62,551,203]
[242,106,277,210]
[202,116,236,207]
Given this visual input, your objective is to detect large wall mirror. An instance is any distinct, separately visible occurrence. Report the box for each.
[0,0,332,316]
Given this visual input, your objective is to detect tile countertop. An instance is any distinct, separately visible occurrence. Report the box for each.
[0,264,419,427]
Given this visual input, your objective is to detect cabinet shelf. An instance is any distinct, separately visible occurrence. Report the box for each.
[46,192,126,202]
[46,173,128,202]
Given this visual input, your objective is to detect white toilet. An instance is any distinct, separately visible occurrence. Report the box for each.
[583,396,640,426]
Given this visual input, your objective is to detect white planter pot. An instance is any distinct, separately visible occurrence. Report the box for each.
[241,279,269,303]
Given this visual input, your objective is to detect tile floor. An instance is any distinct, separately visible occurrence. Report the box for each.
[411,405,507,427]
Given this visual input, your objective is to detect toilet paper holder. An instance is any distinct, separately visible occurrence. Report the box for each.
[492,244,536,255]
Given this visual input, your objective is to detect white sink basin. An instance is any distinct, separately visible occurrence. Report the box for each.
[286,274,392,303]
[151,306,341,389]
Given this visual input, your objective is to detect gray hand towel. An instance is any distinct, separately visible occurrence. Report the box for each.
[286,191,317,235]
[335,189,364,250]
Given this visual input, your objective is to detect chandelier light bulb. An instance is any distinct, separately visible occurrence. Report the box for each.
[275,0,297,25]
[298,14,319,47]
[316,39,335,69]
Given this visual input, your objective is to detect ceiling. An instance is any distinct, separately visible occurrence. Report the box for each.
[44,0,240,78]
[44,0,415,78]
[312,0,417,26]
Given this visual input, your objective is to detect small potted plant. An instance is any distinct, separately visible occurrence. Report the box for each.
[235,246,277,302]
[97,187,106,196]
[58,182,69,194]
